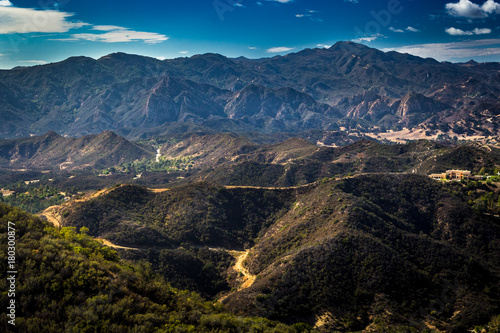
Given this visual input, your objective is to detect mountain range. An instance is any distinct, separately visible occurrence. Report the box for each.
[1,41,499,140]
[2,40,500,333]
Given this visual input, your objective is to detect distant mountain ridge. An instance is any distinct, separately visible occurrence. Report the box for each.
[1,41,499,139]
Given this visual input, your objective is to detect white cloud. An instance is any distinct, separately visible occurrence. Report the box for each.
[389,27,405,33]
[445,26,491,35]
[179,51,188,54]
[19,59,48,64]
[0,6,88,34]
[382,39,500,61]
[446,27,474,35]
[266,46,294,53]
[92,25,126,31]
[445,0,500,18]
[266,0,293,3]
[295,9,322,21]
[317,44,332,48]
[474,27,492,34]
[248,46,257,49]
[0,4,168,45]
[446,0,488,18]
[482,0,500,13]
[406,26,420,32]
[72,29,168,44]
[352,34,383,43]
[344,0,359,3]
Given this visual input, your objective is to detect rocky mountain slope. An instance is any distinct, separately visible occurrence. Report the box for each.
[1,42,499,139]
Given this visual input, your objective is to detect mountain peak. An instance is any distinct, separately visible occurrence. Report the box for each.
[43,130,61,139]
[465,59,479,65]
[329,41,371,52]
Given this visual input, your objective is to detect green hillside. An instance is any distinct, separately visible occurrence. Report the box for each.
[0,203,309,332]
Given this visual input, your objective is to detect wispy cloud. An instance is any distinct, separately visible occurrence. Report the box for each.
[344,0,359,3]
[406,26,420,32]
[389,26,420,33]
[0,6,88,34]
[19,60,48,64]
[445,0,500,18]
[295,9,322,21]
[352,34,383,43]
[389,27,405,33]
[179,51,189,54]
[248,46,257,49]
[266,46,294,53]
[92,25,126,31]
[317,44,332,49]
[71,28,168,44]
[266,0,293,3]
[382,39,500,61]
[445,26,491,35]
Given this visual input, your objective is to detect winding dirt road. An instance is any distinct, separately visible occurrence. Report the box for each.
[96,238,139,251]
[229,250,256,290]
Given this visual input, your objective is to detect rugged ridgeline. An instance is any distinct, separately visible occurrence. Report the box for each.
[43,175,500,332]
[0,203,306,332]
[0,130,153,171]
[1,42,499,139]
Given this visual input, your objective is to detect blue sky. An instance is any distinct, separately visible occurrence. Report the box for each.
[0,0,499,68]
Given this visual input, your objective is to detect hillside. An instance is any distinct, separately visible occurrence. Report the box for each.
[44,175,500,332]
[2,131,499,193]
[157,134,500,187]
[0,130,153,171]
[0,203,306,332]
[1,42,499,140]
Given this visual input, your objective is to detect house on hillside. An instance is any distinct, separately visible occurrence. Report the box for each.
[429,173,446,180]
[429,170,473,181]
[446,170,471,180]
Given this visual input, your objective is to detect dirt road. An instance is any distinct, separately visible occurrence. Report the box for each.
[229,250,256,290]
